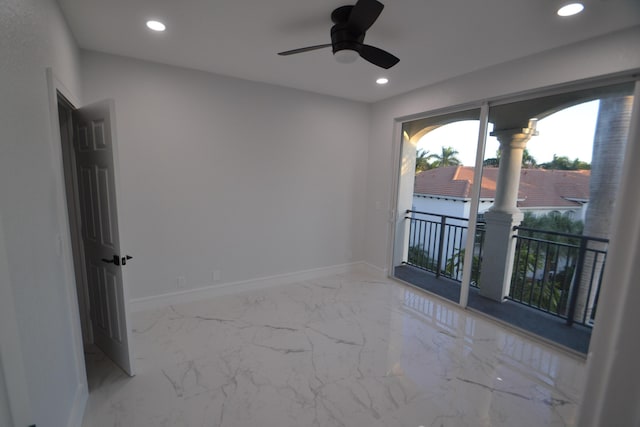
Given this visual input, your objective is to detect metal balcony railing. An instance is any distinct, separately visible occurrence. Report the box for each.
[510,226,608,327]
[403,211,608,328]
[403,210,485,287]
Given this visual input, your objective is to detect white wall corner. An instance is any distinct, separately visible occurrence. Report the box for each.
[351,261,389,279]
[66,383,88,427]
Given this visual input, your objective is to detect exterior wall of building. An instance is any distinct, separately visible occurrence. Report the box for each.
[412,196,468,219]
[408,197,473,273]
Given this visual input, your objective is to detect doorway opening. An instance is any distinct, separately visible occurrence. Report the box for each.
[56,92,135,389]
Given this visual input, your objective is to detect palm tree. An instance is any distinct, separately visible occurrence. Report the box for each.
[574,96,633,323]
[415,148,431,173]
[521,149,537,169]
[428,146,462,168]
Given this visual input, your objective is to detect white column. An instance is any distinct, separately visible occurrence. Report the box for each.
[479,124,537,301]
[393,130,417,267]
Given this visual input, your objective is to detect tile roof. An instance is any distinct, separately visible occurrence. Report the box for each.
[414,166,590,208]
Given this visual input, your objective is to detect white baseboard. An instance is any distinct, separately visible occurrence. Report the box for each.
[130,262,383,312]
[66,382,87,427]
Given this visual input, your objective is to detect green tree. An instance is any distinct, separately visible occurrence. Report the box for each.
[428,146,462,168]
[521,211,583,240]
[512,211,586,314]
[540,154,590,170]
[444,248,481,284]
[484,148,537,168]
[415,148,431,173]
[483,158,499,167]
[521,149,537,169]
[408,245,436,271]
[483,149,501,167]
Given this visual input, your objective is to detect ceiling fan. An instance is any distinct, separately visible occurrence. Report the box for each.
[278,0,399,69]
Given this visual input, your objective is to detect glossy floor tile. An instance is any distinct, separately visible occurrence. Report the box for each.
[81,271,586,426]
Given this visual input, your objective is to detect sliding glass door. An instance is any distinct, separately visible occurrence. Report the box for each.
[393,81,636,353]
[393,107,484,304]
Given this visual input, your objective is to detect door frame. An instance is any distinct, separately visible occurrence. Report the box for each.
[47,68,136,379]
[46,68,90,423]
[58,92,93,346]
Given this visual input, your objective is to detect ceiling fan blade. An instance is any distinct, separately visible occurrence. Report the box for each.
[278,44,332,56]
[359,44,399,69]
[348,0,384,33]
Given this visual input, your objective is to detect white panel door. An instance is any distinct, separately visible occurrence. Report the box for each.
[73,100,134,376]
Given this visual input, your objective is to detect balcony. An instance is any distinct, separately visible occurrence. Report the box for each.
[395,210,604,354]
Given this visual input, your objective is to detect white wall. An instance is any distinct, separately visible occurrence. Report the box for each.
[364,26,640,271]
[0,0,86,426]
[80,52,370,300]
[0,215,32,427]
[0,359,10,427]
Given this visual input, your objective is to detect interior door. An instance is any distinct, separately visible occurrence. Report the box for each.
[73,100,134,376]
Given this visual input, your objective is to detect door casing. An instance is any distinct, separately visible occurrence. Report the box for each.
[58,93,94,346]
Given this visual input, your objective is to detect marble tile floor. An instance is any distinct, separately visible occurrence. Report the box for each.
[81,271,586,427]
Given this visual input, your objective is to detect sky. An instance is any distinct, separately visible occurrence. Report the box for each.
[417,100,600,166]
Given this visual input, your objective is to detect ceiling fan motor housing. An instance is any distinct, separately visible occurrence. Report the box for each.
[331,23,365,54]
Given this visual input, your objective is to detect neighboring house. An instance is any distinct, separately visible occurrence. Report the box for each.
[413,166,590,221]
[408,166,590,271]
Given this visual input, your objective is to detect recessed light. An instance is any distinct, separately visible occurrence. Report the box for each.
[376,77,389,85]
[146,20,166,32]
[557,3,584,16]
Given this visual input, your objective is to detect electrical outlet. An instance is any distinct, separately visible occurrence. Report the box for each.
[177,276,186,288]
[212,270,221,282]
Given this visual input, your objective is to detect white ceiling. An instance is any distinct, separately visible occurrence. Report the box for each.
[57,0,640,103]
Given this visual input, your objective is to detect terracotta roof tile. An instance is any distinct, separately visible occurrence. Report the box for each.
[414,166,590,208]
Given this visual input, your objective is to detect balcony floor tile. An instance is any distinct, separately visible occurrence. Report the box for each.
[395,264,592,354]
